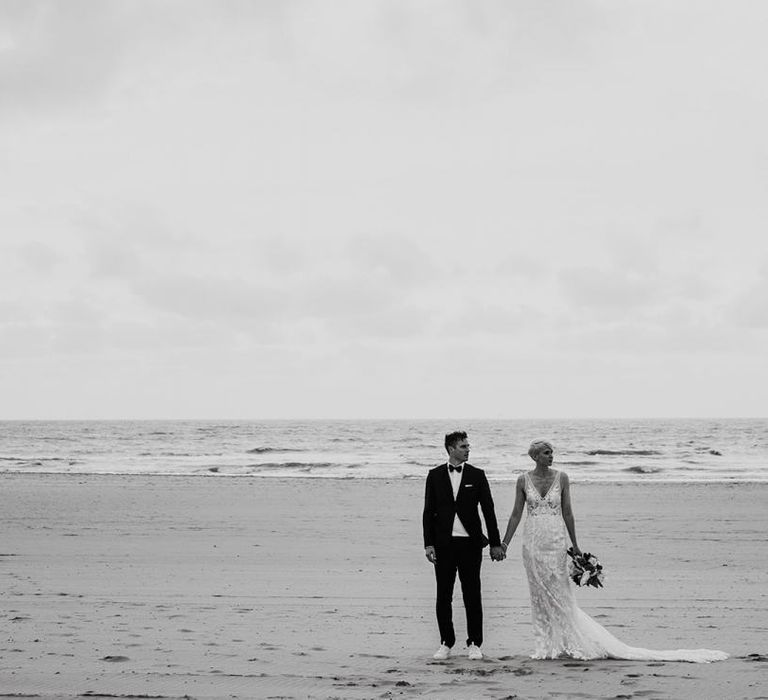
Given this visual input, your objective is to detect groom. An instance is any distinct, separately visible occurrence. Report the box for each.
[422,431,504,661]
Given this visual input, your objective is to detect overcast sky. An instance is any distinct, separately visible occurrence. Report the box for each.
[1,0,767,420]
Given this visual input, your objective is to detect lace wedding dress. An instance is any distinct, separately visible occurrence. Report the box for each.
[521,471,727,662]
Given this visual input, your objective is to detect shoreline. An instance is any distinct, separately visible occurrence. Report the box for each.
[2,474,766,698]
[2,470,767,484]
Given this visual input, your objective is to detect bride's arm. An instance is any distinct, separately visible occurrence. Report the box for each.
[501,475,526,551]
[560,471,581,554]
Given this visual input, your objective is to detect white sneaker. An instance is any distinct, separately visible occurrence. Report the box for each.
[467,643,483,660]
[432,644,451,660]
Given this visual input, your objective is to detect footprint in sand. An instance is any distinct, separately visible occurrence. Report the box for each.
[356,653,391,659]
[512,667,534,676]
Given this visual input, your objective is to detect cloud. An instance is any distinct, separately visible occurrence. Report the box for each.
[432,301,531,341]
[557,319,739,357]
[558,267,660,314]
[285,0,604,105]
[0,296,106,358]
[725,262,768,329]
[0,1,131,117]
[131,273,275,323]
[16,240,63,273]
[0,0,610,124]
[344,233,437,287]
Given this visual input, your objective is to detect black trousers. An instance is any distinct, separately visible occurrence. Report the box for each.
[434,537,483,648]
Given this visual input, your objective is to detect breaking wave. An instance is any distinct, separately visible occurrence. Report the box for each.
[587,449,662,456]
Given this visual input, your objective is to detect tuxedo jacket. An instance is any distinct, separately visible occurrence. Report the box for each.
[422,463,501,550]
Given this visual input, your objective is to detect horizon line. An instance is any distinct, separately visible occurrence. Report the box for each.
[0,416,765,422]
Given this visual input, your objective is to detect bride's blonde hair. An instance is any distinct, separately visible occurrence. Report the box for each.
[528,440,553,460]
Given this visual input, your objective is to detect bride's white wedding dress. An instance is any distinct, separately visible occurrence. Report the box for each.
[521,471,727,662]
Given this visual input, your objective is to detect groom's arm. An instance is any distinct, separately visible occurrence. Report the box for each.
[423,471,438,563]
[422,471,435,549]
[478,470,502,548]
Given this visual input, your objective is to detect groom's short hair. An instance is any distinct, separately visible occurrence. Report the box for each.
[445,430,468,453]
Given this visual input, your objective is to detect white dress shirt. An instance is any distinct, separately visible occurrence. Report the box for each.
[448,462,470,537]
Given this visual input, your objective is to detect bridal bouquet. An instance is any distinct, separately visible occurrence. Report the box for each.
[567,547,604,588]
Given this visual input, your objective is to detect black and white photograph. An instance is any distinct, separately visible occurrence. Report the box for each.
[1,1,766,698]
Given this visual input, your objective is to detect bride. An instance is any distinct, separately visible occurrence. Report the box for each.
[500,440,727,663]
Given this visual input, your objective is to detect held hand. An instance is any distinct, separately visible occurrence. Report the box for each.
[425,546,437,564]
[571,544,582,557]
[490,545,506,562]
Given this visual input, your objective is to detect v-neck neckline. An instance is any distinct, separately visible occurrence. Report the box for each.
[527,470,558,500]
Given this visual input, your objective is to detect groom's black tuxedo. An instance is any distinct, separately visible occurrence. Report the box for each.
[422,462,501,649]
[422,463,501,550]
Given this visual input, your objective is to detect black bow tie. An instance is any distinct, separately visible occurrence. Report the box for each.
[449,464,462,473]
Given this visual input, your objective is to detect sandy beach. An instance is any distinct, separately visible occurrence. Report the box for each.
[1,474,766,699]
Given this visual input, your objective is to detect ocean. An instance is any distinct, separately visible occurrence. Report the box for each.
[0,418,765,482]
